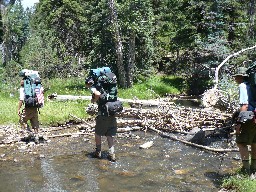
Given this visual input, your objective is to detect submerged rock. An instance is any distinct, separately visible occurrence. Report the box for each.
[185,127,205,145]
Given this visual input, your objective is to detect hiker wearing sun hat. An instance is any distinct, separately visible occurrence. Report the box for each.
[233,66,256,174]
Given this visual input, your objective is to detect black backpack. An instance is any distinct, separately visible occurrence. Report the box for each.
[87,67,123,115]
[246,62,256,109]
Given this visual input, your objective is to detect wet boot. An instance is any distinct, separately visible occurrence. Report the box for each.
[250,159,256,174]
[108,153,116,162]
[241,159,250,174]
[92,148,101,159]
[108,146,116,162]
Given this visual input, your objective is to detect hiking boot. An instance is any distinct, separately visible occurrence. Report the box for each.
[34,135,39,144]
[92,151,101,159]
[108,153,116,162]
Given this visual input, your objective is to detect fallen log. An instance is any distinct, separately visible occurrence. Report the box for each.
[148,126,239,152]
[47,132,94,138]
[48,94,92,101]
[117,126,141,133]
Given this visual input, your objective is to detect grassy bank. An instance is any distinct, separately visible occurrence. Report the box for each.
[0,74,185,126]
[221,172,256,191]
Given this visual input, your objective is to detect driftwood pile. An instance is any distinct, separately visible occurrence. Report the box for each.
[84,101,233,133]
[121,105,231,133]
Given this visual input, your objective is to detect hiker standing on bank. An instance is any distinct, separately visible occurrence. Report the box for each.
[18,79,41,143]
[85,77,118,162]
[233,67,256,174]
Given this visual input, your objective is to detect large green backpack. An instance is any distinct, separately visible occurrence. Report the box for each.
[19,69,44,108]
[87,67,122,115]
[96,72,118,103]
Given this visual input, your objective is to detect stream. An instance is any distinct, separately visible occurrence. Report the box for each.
[0,100,239,192]
[0,129,239,192]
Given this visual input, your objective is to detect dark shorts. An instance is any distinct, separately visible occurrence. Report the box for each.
[95,115,117,136]
[236,119,256,145]
[19,107,39,129]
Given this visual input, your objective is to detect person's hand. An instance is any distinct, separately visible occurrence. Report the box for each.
[235,124,242,135]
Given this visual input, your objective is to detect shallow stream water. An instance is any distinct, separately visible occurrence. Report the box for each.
[0,129,239,192]
[0,99,239,192]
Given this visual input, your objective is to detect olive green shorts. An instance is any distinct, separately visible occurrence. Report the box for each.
[19,107,39,129]
[236,119,256,145]
[95,115,117,136]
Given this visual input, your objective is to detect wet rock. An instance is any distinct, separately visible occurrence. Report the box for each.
[185,127,205,145]
[69,175,85,182]
[139,141,154,149]
[174,169,189,175]
[0,154,5,158]
[18,145,27,151]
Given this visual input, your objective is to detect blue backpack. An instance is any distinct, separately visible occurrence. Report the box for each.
[19,69,44,108]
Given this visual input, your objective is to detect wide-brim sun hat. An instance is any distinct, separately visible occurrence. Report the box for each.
[232,67,248,77]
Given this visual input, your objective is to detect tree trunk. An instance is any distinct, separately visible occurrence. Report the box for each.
[127,30,135,88]
[108,0,126,88]
[247,0,256,39]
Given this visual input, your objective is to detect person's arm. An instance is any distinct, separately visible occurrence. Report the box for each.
[91,90,101,103]
[239,83,249,111]
[18,87,24,116]
[18,100,23,116]
[240,104,248,111]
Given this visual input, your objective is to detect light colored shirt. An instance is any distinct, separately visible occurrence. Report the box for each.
[19,87,25,101]
[239,82,254,111]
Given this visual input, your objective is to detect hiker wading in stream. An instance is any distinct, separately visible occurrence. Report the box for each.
[85,76,118,162]
[18,79,40,143]
[233,67,256,174]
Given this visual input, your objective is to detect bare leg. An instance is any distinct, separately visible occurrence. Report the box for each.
[93,133,102,158]
[34,128,39,134]
[237,143,250,171]
[237,143,250,160]
[106,136,114,148]
[95,133,101,150]
[107,136,116,161]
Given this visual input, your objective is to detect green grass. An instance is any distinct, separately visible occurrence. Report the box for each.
[39,100,90,126]
[44,77,85,95]
[0,74,185,126]
[222,173,256,192]
[118,75,185,99]
[0,92,19,125]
